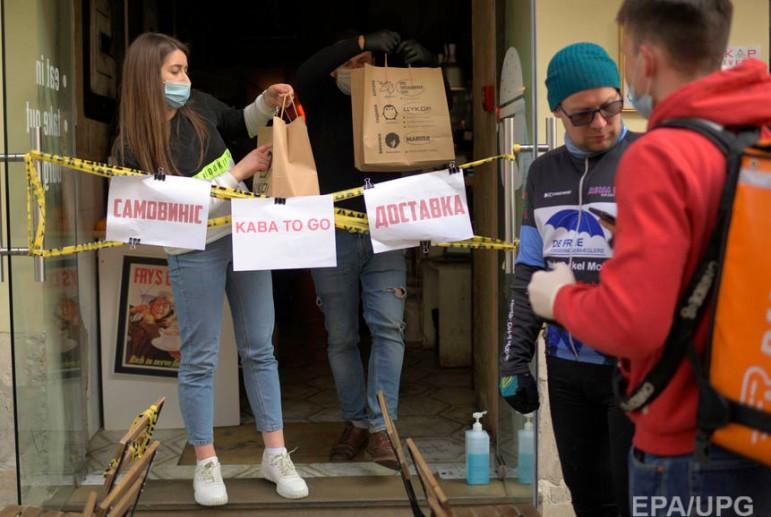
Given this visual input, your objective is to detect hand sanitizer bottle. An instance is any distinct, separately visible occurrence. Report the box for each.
[465,411,490,485]
[518,414,535,484]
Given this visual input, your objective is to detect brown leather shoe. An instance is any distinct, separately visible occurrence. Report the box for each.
[366,430,399,470]
[330,422,368,461]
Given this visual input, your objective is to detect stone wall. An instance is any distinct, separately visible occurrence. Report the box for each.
[0,332,17,505]
[537,337,574,517]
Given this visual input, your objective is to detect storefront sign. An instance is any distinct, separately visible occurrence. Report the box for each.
[106,175,211,250]
[722,46,761,69]
[364,169,473,253]
[231,195,337,271]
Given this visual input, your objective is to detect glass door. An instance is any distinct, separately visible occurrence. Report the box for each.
[496,0,538,503]
[1,0,88,505]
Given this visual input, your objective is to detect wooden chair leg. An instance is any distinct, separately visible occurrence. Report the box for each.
[80,492,98,517]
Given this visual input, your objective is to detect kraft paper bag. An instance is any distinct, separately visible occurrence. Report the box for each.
[352,63,455,172]
[253,113,320,197]
[252,127,273,196]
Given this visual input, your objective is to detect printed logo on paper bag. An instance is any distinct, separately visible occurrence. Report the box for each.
[383,104,398,120]
[385,132,401,149]
[373,80,425,98]
[378,80,395,95]
[406,133,432,146]
[404,103,432,114]
[398,81,425,97]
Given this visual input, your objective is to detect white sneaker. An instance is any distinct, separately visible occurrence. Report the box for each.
[261,449,309,499]
[193,458,228,506]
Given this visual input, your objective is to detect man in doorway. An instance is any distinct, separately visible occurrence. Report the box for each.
[499,43,636,517]
[294,31,436,469]
[528,0,771,512]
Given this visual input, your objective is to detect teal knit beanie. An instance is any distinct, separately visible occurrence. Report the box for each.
[546,42,620,111]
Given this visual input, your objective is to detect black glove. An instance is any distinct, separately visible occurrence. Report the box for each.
[395,39,436,66]
[363,30,401,54]
[500,372,539,414]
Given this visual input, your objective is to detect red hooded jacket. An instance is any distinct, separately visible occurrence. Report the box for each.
[553,59,771,456]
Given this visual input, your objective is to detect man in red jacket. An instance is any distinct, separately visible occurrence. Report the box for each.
[527,0,771,514]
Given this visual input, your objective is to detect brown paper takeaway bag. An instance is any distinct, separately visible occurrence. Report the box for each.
[352,63,455,172]
[253,109,320,197]
[252,127,273,196]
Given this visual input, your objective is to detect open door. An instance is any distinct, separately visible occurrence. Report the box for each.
[0,0,89,505]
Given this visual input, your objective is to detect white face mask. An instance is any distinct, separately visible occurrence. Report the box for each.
[336,67,352,96]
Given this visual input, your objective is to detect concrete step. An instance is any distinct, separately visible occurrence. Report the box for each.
[57,476,532,515]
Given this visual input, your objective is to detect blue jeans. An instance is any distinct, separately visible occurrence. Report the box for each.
[167,234,282,445]
[311,230,406,432]
[629,445,771,517]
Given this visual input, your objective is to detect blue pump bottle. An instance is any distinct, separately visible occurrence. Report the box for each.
[465,411,490,485]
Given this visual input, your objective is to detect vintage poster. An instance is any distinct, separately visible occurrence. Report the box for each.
[46,257,84,378]
[114,256,180,377]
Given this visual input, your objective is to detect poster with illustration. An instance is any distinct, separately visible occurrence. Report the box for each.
[47,258,84,378]
[114,256,180,377]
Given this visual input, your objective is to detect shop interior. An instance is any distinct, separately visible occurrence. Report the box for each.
[66,0,529,511]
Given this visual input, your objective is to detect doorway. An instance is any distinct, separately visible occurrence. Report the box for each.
[1,0,535,510]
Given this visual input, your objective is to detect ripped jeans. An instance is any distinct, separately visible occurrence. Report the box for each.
[311,230,406,432]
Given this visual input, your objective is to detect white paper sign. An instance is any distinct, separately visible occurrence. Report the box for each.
[364,170,474,253]
[106,175,211,250]
[231,195,337,271]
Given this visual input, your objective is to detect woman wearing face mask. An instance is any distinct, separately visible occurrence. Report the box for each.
[113,32,308,505]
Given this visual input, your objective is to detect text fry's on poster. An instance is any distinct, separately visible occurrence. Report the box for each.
[231,195,337,271]
[364,169,473,253]
[115,257,180,377]
[106,175,211,250]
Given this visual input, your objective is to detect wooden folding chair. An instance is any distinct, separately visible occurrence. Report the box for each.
[0,398,165,517]
[377,390,424,516]
[90,439,160,516]
[405,438,452,517]
[101,397,165,498]
[0,441,159,517]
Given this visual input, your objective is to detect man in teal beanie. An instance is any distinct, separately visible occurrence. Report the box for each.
[499,42,636,517]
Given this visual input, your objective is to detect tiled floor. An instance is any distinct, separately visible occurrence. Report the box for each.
[85,344,481,483]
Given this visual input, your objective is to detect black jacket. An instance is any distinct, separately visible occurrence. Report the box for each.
[294,38,400,212]
[500,129,640,376]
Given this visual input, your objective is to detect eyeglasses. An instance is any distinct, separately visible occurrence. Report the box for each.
[559,99,624,127]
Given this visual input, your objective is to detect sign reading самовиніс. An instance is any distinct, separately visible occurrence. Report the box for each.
[106,175,211,250]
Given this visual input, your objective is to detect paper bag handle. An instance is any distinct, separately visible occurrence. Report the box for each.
[382,53,413,84]
[279,94,300,121]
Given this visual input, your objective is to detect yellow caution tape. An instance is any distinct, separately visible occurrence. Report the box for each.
[460,153,518,169]
[334,207,368,220]
[104,403,160,475]
[21,151,518,256]
[332,186,367,202]
[437,236,518,251]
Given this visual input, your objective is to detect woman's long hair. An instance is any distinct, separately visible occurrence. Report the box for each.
[116,33,208,174]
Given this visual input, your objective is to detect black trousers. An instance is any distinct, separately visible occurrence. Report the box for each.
[546,356,635,517]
